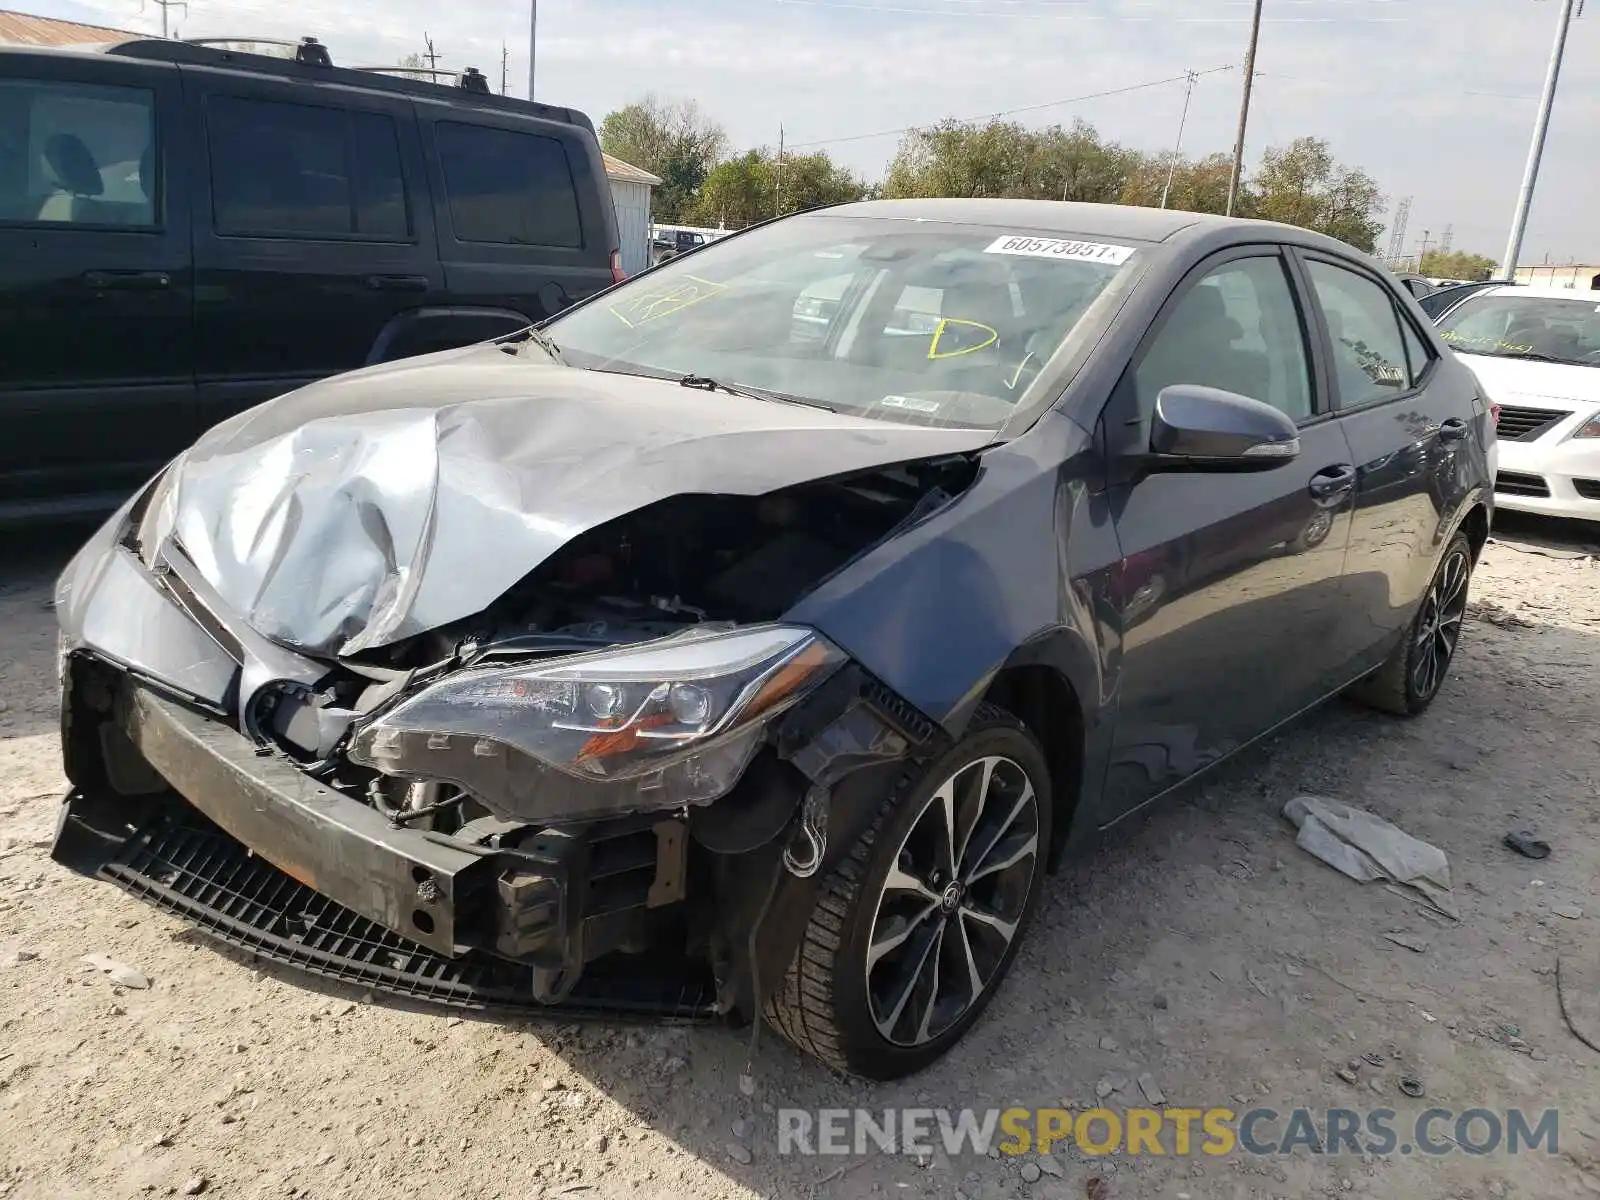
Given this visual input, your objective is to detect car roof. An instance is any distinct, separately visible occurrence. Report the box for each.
[815,197,1349,248]
[1479,283,1600,301]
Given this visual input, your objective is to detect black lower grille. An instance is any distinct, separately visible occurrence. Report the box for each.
[1497,470,1551,498]
[1574,479,1600,501]
[101,806,717,1018]
[1496,405,1566,442]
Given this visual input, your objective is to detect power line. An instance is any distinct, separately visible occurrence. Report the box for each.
[788,65,1233,149]
[772,0,1409,21]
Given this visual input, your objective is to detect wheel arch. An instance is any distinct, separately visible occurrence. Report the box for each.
[1459,500,1491,563]
[980,661,1088,872]
[365,306,536,366]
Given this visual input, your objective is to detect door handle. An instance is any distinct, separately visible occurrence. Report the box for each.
[1308,464,1357,502]
[82,269,170,291]
[1438,418,1468,443]
[366,274,430,293]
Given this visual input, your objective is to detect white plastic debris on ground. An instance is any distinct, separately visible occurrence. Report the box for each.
[1282,796,1457,918]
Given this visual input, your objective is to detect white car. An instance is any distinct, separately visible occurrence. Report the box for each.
[1437,284,1600,522]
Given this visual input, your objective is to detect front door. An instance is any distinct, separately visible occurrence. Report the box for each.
[0,55,192,512]
[186,75,442,433]
[1097,248,1357,822]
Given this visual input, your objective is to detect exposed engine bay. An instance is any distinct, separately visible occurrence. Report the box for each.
[365,455,976,670]
[56,454,971,1014]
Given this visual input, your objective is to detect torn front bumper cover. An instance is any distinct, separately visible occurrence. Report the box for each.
[53,679,713,1016]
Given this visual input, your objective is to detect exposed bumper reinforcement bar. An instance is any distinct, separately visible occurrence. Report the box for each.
[65,797,715,1018]
[116,683,482,956]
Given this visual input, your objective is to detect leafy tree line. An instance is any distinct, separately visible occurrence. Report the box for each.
[1417,250,1499,281]
[600,94,1411,255]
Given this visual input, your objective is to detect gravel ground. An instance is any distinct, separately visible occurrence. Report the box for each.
[3,513,1599,1200]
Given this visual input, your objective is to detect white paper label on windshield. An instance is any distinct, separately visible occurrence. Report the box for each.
[880,395,942,413]
[983,235,1134,265]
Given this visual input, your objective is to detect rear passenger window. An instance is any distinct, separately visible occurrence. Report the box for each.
[0,78,156,227]
[207,95,408,240]
[436,122,582,248]
[1305,261,1412,407]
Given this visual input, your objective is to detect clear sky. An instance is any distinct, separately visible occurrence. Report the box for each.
[25,0,1600,263]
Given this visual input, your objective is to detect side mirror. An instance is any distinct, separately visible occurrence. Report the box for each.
[1150,384,1300,469]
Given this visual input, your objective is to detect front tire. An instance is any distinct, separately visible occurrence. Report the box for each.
[1347,531,1474,716]
[765,704,1052,1079]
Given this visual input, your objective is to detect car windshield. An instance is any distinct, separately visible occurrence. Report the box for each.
[542,214,1146,431]
[1437,294,1600,366]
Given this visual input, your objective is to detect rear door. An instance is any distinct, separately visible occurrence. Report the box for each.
[0,53,192,513]
[1297,252,1479,675]
[417,106,615,321]
[186,70,442,431]
[1098,247,1359,821]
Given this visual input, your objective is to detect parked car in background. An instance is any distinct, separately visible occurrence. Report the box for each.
[0,35,620,525]
[1419,278,1513,320]
[53,200,1491,1080]
[1438,284,1600,523]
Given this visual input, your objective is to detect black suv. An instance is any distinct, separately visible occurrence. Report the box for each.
[0,36,621,524]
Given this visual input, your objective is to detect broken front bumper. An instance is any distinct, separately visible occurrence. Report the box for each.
[53,673,713,1016]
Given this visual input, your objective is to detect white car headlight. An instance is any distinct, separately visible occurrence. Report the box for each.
[347,625,846,822]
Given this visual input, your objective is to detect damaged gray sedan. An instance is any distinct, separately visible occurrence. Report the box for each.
[51,200,1493,1079]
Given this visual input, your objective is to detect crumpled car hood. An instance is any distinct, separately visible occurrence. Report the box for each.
[139,345,994,659]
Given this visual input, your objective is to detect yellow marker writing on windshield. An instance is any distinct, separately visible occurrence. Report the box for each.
[608,275,727,328]
[928,318,999,360]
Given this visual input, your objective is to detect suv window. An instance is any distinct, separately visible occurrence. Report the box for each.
[1134,255,1313,422]
[0,78,156,227]
[207,95,408,240]
[1306,260,1412,407]
[436,121,582,248]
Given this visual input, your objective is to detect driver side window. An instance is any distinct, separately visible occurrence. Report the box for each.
[1133,255,1313,424]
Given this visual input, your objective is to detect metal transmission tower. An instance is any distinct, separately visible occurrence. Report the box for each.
[1440,224,1454,255]
[1386,196,1413,261]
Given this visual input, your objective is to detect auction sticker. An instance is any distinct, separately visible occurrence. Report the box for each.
[983,235,1134,265]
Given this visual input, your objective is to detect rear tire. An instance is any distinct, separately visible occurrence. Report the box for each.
[1347,532,1474,716]
[765,704,1052,1080]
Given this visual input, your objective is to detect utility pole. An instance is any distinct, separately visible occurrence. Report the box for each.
[1159,70,1199,210]
[775,125,785,219]
[1225,0,1265,217]
[1499,0,1579,280]
[527,0,537,101]
[501,43,508,95]
[422,34,440,73]
[1418,230,1432,264]
[150,0,187,39]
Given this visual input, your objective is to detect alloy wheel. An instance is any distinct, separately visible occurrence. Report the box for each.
[865,755,1041,1047]
[1410,546,1471,700]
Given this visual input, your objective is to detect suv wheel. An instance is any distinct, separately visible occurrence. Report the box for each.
[766,703,1052,1079]
[1347,531,1474,716]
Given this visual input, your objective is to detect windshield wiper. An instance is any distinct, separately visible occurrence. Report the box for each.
[678,374,837,413]
[502,326,565,363]
[1468,349,1583,365]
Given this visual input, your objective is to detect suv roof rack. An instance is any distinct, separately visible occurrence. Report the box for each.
[97,35,585,127]
[180,35,332,66]
[352,63,494,94]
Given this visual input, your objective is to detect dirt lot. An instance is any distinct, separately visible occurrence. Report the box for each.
[3,515,1600,1200]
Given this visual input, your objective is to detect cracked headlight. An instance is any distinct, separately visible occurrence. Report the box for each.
[347,625,846,822]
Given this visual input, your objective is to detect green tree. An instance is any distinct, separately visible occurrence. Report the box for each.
[1418,250,1498,281]
[689,148,866,228]
[1250,137,1385,253]
[598,95,728,222]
